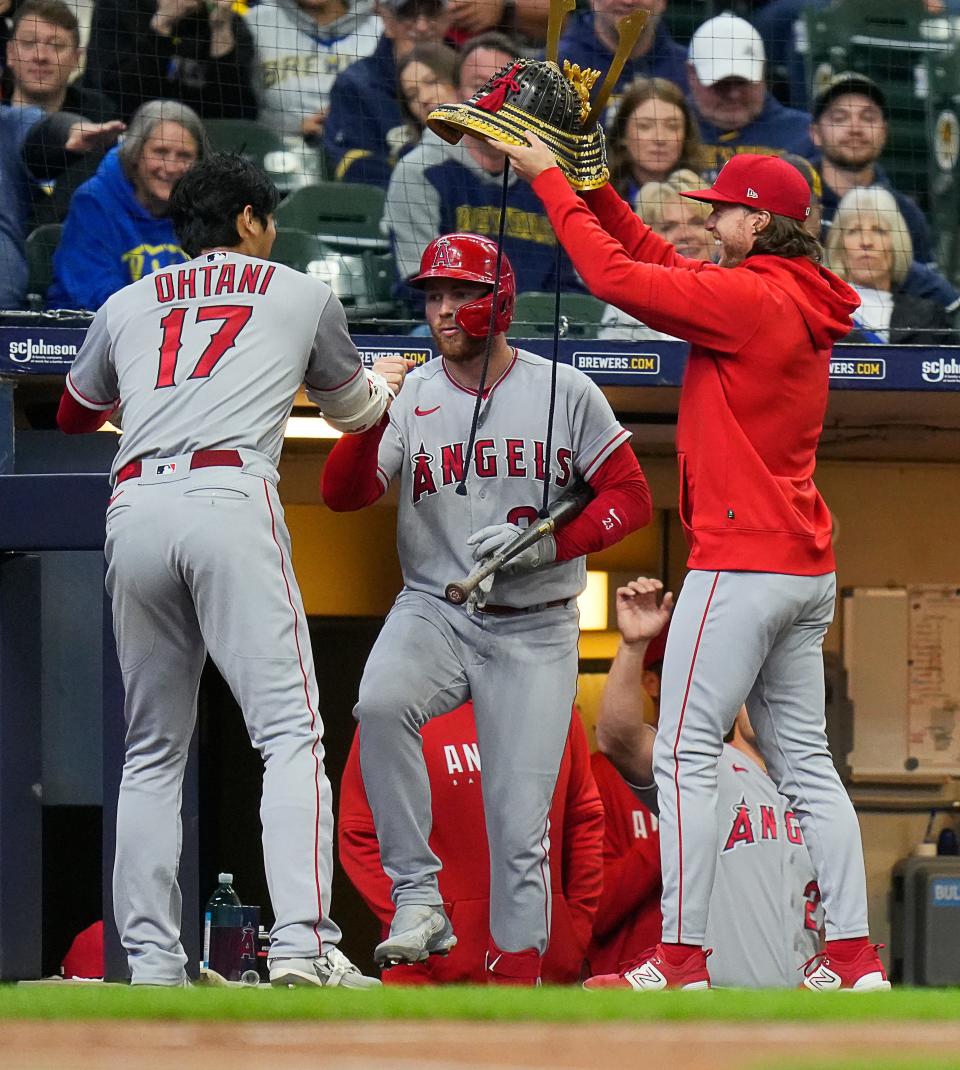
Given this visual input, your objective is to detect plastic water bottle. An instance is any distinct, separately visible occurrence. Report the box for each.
[203,873,243,980]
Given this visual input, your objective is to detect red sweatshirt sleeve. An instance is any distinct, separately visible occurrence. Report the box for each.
[531,168,765,353]
[553,442,651,561]
[560,712,605,951]
[336,730,394,925]
[582,183,684,266]
[320,415,389,511]
[56,390,114,434]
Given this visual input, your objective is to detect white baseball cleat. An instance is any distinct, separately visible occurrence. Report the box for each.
[269,947,381,989]
[374,904,457,967]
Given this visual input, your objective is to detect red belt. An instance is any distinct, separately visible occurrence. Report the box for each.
[115,449,243,486]
[477,598,569,616]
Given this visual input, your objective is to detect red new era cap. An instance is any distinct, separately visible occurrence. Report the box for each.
[681,154,811,221]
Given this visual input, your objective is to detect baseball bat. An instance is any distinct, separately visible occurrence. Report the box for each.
[445,478,594,605]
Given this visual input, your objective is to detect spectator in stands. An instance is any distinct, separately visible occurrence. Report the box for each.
[339,701,603,984]
[811,73,934,267]
[396,42,456,155]
[559,0,687,108]
[686,11,813,178]
[5,0,113,119]
[324,0,449,187]
[606,76,704,202]
[599,170,712,340]
[1,104,124,309]
[49,100,203,310]
[383,31,582,304]
[823,186,957,346]
[248,0,381,146]
[5,0,121,226]
[83,0,256,121]
[445,0,547,48]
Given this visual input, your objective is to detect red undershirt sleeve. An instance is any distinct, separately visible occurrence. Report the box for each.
[553,442,652,561]
[56,390,115,434]
[320,414,389,510]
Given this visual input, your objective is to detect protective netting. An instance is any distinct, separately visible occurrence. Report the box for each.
[2,0,960,342]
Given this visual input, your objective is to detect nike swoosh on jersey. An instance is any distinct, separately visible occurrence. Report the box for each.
[414,405,441,416]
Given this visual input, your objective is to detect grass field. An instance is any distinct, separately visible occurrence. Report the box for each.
[4,985,960,1070]
[1,983,958,1022]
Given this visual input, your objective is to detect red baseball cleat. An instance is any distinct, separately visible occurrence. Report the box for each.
[801,944,891,991]
[583,944,711,991]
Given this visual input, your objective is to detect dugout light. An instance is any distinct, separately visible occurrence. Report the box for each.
[578,571,609,631]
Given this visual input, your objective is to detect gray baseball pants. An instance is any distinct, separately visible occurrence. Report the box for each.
[355,587,579,955]
[652,569,869,946]
[105,463,341,984]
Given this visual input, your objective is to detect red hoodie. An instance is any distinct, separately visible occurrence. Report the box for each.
[338,702,604,984]
[531,170,859,575]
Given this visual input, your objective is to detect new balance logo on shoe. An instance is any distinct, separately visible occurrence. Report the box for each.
[626,961,667,990]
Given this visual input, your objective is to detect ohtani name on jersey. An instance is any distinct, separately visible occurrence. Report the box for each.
[153,262,276,304]
[411,440,573,503]
[722,796,803,852]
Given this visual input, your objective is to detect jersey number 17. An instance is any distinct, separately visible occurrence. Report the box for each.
[156,304,253,389]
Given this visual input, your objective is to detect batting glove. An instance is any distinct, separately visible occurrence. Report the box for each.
[466,523,556,572]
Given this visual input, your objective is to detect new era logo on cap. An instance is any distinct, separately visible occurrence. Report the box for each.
[746,187,759,199]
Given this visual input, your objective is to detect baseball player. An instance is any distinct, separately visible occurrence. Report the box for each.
[585,578,823,989]
[497,140,888,990]
[57,152,401,989]
[321,232,652,984]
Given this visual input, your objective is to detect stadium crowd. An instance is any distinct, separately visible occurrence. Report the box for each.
[1,0,959,340]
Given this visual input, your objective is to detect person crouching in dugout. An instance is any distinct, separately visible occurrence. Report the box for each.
[493,138,890,991]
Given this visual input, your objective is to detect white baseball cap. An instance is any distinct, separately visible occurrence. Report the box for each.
[688,13,765,87]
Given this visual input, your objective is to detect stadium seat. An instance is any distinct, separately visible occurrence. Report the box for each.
[512,292,607,340]
[273,182,388,253]
[24,223,63,311]
[272,227,398,325]
[803,0,955,208]
[927,43,960,287]
[203,119,324,192]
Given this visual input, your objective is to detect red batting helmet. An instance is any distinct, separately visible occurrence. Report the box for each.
[409,232,516,338]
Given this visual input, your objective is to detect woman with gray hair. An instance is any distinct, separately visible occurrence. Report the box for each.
[599,170,714,341]
[823,186,955,345]
[50,100,206,310]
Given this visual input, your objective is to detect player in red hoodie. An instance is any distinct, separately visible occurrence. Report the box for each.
[338,701,604,983]
[495,140,888,992]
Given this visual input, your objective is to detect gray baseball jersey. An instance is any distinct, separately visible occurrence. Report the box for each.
[705,747,822,988]
[631,744,821,987]
[67,251,369,485]
[376,348,630,607]
[68,250,376,984]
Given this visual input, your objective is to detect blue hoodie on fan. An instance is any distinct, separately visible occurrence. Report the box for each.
[48,146,188,310]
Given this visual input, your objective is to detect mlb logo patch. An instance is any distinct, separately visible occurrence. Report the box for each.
[155,463,177,476]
